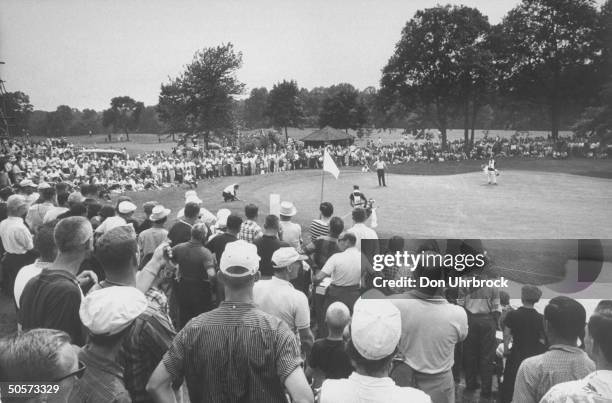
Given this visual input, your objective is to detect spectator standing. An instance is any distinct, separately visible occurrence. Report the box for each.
[172,223,216,328]
[319,299,430,403]
[347,207,379,263]
[13,222,57,310]
[0,329,84,403]
[540,300,612,403]
[146,240,313,403]
[254,214,290,278]
[279,201,302,249]
[206,214,242,263]
[167,202,199,246]
[19,217,97,346]
[238,203,263,243]
[138,205,170,261]
[315,232,368,314]
[309,202,333,242]
[512,296,595,403]
[460,270,502,399]
[137,201,158,234]
[93,226,176,403]
[71,286,148,403]
[25,182,56,234]
[253,247,314,355]
[500,285,546,403]
[308,302,353,389]
[0,194,35,298]
[387,252,468,403]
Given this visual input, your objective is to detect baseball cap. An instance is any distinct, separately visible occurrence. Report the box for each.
[80,286,147,335]
[351,298,401,360]
[219,240,260,277]
[118,201,137,214]
[272,247,307,268]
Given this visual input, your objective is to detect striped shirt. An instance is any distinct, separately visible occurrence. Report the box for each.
[162,301,302,403]
[309,219,329,242]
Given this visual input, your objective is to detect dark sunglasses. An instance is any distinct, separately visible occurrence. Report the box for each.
[54,361,87,382]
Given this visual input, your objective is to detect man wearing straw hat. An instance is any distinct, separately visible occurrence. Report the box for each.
[279,201,302,249]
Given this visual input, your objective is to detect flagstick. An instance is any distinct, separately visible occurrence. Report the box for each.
[319,168,324,219]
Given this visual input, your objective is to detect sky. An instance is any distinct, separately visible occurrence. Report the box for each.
[0,0,599,111]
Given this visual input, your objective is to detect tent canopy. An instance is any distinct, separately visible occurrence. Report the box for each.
[301,126,354,146]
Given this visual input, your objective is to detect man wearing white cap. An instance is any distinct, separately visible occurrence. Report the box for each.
[19,178,39,206]
[319,299,431,403]
[94,200,137,236]
[147,240,313,403]
[279,201,302,249]
[0,194,35,298]
[25,181,56,234]
[138,204,171,260]
[254,247,314,355]
[72,286,148,402]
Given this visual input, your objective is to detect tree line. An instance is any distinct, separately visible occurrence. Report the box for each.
[1,0,610,148]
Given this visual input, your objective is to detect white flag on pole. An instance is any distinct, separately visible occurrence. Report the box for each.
[323,150,339,179]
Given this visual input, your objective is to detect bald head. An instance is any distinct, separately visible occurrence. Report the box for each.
[326,302,351,335]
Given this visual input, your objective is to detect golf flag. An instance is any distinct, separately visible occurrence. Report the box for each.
[323,150,339,179]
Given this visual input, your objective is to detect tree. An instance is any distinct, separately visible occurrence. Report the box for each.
[48,105,75,137]
[495,0,600,139]
[0,91,33,136]
[244,87,269,129]
[158,43,245,146]
[318,83,368,132]
[381,5,493,148]
[102,96,144,140]
[266,80,303,141]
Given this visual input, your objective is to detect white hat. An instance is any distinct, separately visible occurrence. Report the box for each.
[185,195,202,204]
[149,205,171,221]
[279,201,297,216]
[19,179,35,188]
[184,190,197,199]
[272,247,307,268]
[219,240,260,277]
[118,201,137,214]
[216,208,231,227]
[79,286,148,335]
[351,299,401,360]
[43,207,69,224]
[37,182,52,190]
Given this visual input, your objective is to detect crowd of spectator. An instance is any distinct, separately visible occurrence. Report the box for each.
[0,133,608,196]
[0,176,610,403]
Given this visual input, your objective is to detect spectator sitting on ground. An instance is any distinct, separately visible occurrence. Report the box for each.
[319,299,431,403]
[0,329,84,403]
